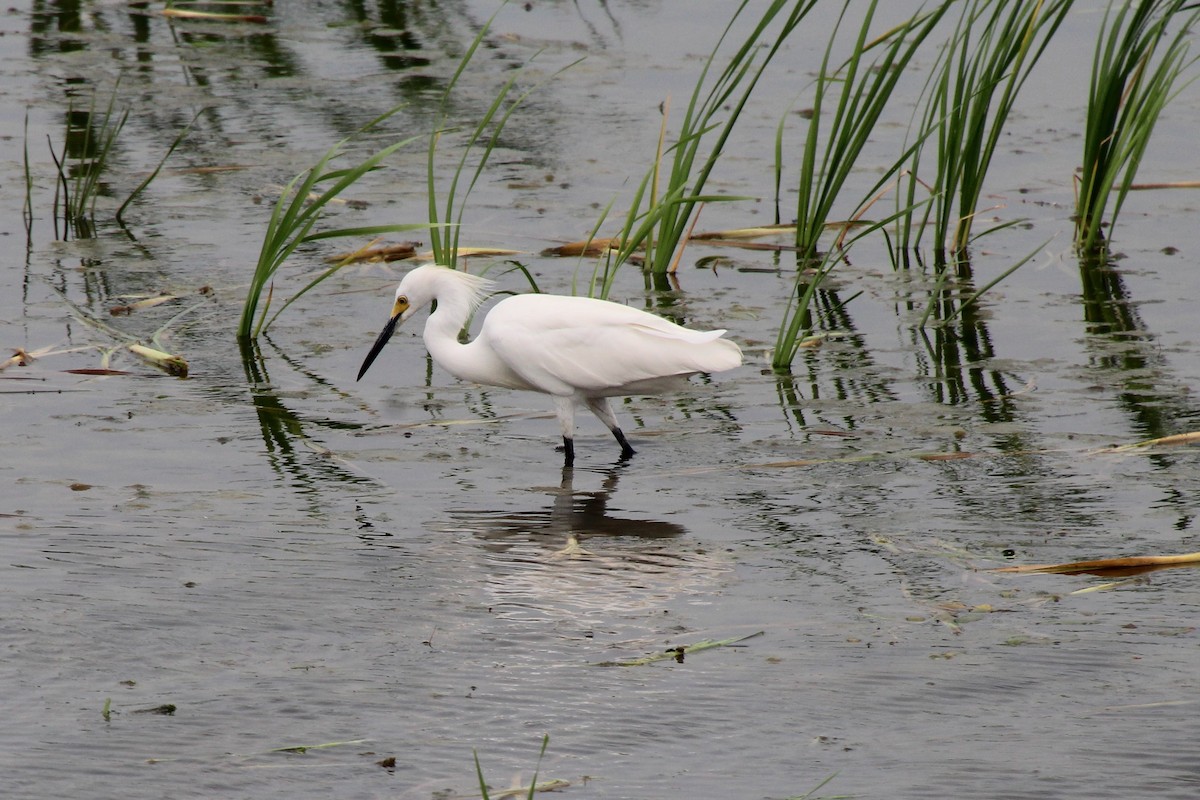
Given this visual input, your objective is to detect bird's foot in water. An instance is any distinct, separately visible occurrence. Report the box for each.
[548,534,593,561]
[614,429,636,461]
[558,437,576,467]
[556,435,634,466]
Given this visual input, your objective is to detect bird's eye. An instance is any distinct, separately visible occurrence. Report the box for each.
[398,295,408,305]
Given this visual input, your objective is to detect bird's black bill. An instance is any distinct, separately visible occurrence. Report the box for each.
[357,315,400,381]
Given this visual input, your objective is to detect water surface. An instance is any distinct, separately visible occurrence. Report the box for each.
[4,2,1200,798]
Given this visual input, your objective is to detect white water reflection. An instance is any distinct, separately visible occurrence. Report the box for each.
[437,466,730,626]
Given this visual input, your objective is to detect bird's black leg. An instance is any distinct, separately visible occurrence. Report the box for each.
[612,428,636,461]
[584,397,635,462]
[562,436,575,467]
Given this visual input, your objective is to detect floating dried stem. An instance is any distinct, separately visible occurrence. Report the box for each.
[992,552,1200,576]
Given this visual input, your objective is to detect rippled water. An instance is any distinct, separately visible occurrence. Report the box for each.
[4,1,1200,798]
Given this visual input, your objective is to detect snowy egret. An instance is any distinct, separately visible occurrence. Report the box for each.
[357,265,743,465]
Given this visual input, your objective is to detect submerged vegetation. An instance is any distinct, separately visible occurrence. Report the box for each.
[48,87,128,241]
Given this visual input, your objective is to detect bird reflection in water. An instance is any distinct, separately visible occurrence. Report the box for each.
[449,466,728,623]
[461,466,686,555]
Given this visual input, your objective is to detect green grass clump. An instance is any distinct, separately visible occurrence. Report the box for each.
[598,0,819,295]
[237,105,425,341]
[1075,0,1200,254]
[789,0,949,261]
[240,2,570,340]
[902,0,1073,258]
[770,1,948,370]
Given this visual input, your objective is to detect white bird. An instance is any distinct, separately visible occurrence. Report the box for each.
[357,265,743,466]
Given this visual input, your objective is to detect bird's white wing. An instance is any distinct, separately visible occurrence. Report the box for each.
[481,294,741,396]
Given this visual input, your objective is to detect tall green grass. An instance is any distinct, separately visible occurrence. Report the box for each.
[237,0,1200,359]
[770,1,947,371]
[773,205,913,371]
[237,104,425,340]
[902,0,1073,257]
[239,4,571,339]
[598,0,820,296]
[426,6,580,270]
[1075,0,1200,254]
[789,0,950,261]
[581,0,1195,369]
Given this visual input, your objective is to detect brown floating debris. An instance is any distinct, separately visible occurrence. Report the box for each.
[1098,431,1200,452]
[414,247,523,261]
[160,8,269,23]
[690,223,797,240]
[540,237,622,257]
[1127,180,1200,190]
[167,164,250,175]
[539,228,810,258]
[110,295,179,316]
[325,242,419,265]
[1,348,32,371]
[128,344,189,378]
[991,551,1200,577]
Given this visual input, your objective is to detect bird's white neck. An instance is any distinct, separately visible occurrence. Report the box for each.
[420,273,528,390]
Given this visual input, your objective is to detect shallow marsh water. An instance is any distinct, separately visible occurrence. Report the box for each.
[4,1,1200,798]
